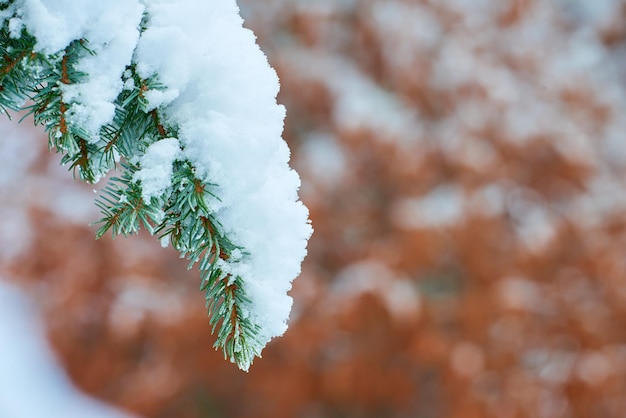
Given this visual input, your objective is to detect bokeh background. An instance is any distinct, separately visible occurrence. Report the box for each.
[2,0,626,417]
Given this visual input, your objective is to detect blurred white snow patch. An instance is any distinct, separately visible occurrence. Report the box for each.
[574,174,626,228]
[513,206,556,252]
[0,115,98,225]
[0,120,40,187]
[431,37,479,89]
[108,277,186,337]
[469,181,510,217]
[292,0,354,15]
[0,207,32,261]
[604,110,626,164]
[45,185,99,224]
[544,33,605,84]
[502,94,556,144]
[442,0,503,26]
[558,0,620,27]
[372,2,441,47]
[0,118,98,225]
[370,2,442,68]
[0,281,138,418]
[299,132,346,189]
[435,119,498,170]
[392,185,464,229]
[496,276,544,313]
[332,261,421,322]
[284,50,423,145]
[576,350,612,386]
[523,347,577,386]
[332,67,421,143]
[506,187,557,252]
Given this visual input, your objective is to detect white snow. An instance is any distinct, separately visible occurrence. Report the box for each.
[391,185,465,229]
[575,350,612,386]
[134,137,180,201]
[0,282,137,418]
[134,0,312,349]
[0,0,312,367]
[299,131,346,189]
[108,276,186,337]
[11,0,145,139]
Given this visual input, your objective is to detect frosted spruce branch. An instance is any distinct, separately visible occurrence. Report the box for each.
[0,1,311,371]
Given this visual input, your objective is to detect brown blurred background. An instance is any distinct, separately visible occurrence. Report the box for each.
[2,0,626,417]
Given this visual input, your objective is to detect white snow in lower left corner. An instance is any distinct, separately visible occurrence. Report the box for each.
[0,281,139,418]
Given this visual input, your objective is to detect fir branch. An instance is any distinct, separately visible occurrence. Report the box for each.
[149,161,262,367]
[23,39,102,182]
[0,28,37,115]
[0,3,310,371]
[95,68,261,368]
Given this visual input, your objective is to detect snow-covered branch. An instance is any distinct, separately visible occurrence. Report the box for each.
[0,0,312,370]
